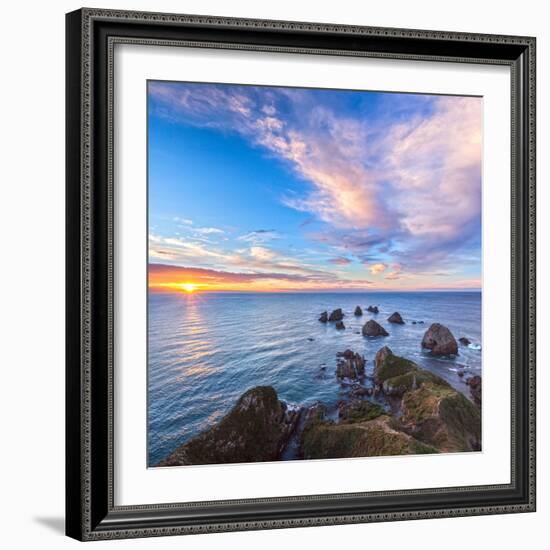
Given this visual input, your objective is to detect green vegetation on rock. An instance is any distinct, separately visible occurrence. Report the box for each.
[374,354,417,383]
[338,400,384,423]
[302,415,438,459]
[401,382,481,452]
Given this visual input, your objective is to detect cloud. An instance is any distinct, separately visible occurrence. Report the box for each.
[328,256,352,265]
[368,263,387,275]
[149,233,334,281]
[149,263,374,291]
[385,263,403,280]
[173,216,193,225]
[194,227,224,235]
[238,229,280,243]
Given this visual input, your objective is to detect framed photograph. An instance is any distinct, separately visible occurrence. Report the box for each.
[66,8,536,541]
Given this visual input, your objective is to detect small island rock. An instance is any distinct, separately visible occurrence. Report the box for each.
[362,319,389,337]
[319,311,328,323]
[328,308,344,322]
[354,306,363,316]
[335,320,345,330]
[388,312,405,324]
[459,337,471,346]
[421,323,458,356]
[367,305,379,314]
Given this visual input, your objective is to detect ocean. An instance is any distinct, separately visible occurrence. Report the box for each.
[148,291,482,466]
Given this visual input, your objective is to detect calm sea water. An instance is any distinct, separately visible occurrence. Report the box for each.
[148,291,481,465]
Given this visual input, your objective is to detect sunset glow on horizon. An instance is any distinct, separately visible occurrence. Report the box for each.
[148,82,482,293]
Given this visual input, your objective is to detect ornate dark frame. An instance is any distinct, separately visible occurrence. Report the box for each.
[66,7,536,541]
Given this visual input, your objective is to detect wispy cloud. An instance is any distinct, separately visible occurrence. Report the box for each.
[328,256,352,265]
[238,229,280,243]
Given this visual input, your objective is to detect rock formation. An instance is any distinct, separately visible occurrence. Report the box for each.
[354,306,363,316]
[388,311,405,324]
[301,413,438,460]
[374,345,393,371]
[466,375,482,406]
[362,319,389,337]
[156,386,300,466]
[319,311,328,323]
[336,350,365,379]
[421,323,459,356]
[328,308,344,322]
[374,352,481,452]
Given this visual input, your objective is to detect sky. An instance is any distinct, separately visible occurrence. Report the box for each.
[147,80,482,293]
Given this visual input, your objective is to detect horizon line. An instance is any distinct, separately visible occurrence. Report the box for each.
[149,287,482,294]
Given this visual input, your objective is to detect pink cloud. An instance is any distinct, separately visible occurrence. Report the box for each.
[368,263,387,275]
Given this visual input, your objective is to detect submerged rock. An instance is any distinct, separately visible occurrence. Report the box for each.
[335,320,346,330]
[421,323,459,356]
[466,375,482,407]
[367,305,379,314]
[328,308,344,322]
[156,386,300,466]
[362,319,389,337]
[319,311,328,323]
[354,306,363,316]
[459,337,471,346]
[388,312,405,324]
[336,350,366,379]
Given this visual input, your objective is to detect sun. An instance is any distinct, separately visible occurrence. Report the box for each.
[181,283,196,293]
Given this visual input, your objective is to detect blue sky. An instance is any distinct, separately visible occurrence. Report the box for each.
[147,81,482,292]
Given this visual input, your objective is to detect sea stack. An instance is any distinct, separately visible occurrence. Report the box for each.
[362,319,389,337]
[354,306,363,316]
[336,350,366,379]
[328,308,344,322]
[319,311,328,323]
[335,320,345,330]
[367,305,379,314]
[388,312,405,324]
[421,323,458,356]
